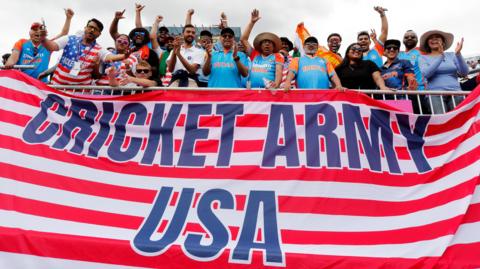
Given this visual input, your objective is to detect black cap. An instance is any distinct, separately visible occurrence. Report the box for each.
[280,37,293,51]
[384,39,401,48]
[159,26,169,33]
[327,33,342,41]
[128,27,151,46]
[200,30,213,38]
[220,27,235,36]
[304,36,318,44]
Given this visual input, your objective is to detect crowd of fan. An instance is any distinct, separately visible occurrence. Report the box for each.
[1,4,479,114]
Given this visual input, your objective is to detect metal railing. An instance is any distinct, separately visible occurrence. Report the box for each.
[48,85,472,115]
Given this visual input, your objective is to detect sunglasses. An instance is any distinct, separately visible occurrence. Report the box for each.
[134,32,146,37]
[350,46,362,52]
[305,42,318,46]
[222,34,234,39]
[116,39,129,45]
[385,46,399,51]
[136,69,151,74]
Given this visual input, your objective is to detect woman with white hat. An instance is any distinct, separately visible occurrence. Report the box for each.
[418,30,469,113]
[240,9,283,89]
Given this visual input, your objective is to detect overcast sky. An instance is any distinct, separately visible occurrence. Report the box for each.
[2,0,479,61]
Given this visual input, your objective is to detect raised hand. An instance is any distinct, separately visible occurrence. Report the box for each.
[64,8,74,19]
[370,29,377,41]
[187,9,195,16]
[455,38,464,55]
[219,12,227,29]
[373,6,387,16]
[135,3,145,13]
[251,9,261,23]
[114,9,126,20]
[155,15,163,24]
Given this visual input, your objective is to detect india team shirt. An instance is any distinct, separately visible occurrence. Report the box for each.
[364,41,384,68]
[380,58,415,89]
[208,51,248,88]
[51,35,110,85]
[399,48,425,90]
[249,51,284,88]
[13,39,51,83]
[289,56,334,89]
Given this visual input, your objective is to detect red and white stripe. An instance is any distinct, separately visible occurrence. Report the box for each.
[51,45,103,85]
[0,70,480,268]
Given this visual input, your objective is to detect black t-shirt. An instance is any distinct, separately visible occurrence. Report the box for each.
[335,60,380,90]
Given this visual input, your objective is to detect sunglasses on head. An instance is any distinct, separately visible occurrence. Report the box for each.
[136,69,151,74]
[385,46,399,51]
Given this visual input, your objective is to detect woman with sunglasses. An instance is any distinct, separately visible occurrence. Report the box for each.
[418,30,469,114]
[380,39,417,99]
[335,43,390,93]
[96,34,138,87]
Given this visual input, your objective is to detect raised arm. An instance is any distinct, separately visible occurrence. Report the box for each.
[374,6,388,44]
[110,9,125,40]
[240,9,261,55]
[185,9,194,25]
[42,38,60,52]
[135,3,145,28]
[50,8,74,41]
[219,12,228,29]
[150,15,163,50]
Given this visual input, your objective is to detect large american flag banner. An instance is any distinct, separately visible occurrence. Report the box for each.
[0,70,479,269]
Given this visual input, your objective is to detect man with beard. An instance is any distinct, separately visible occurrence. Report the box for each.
[317,33,343,68]
[185,9,212,87]
[43,19,128,85]
[283,36,343,91]
[4,8,74,82]
[167,24,205,87]
[357,6,389,68]
[203,27,249,88]
[398,30,430,113]
[128,27,159,79]
[109,7,159,80]
[399,30,425,90]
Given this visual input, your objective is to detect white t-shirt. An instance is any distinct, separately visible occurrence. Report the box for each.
[167,45,205,73]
